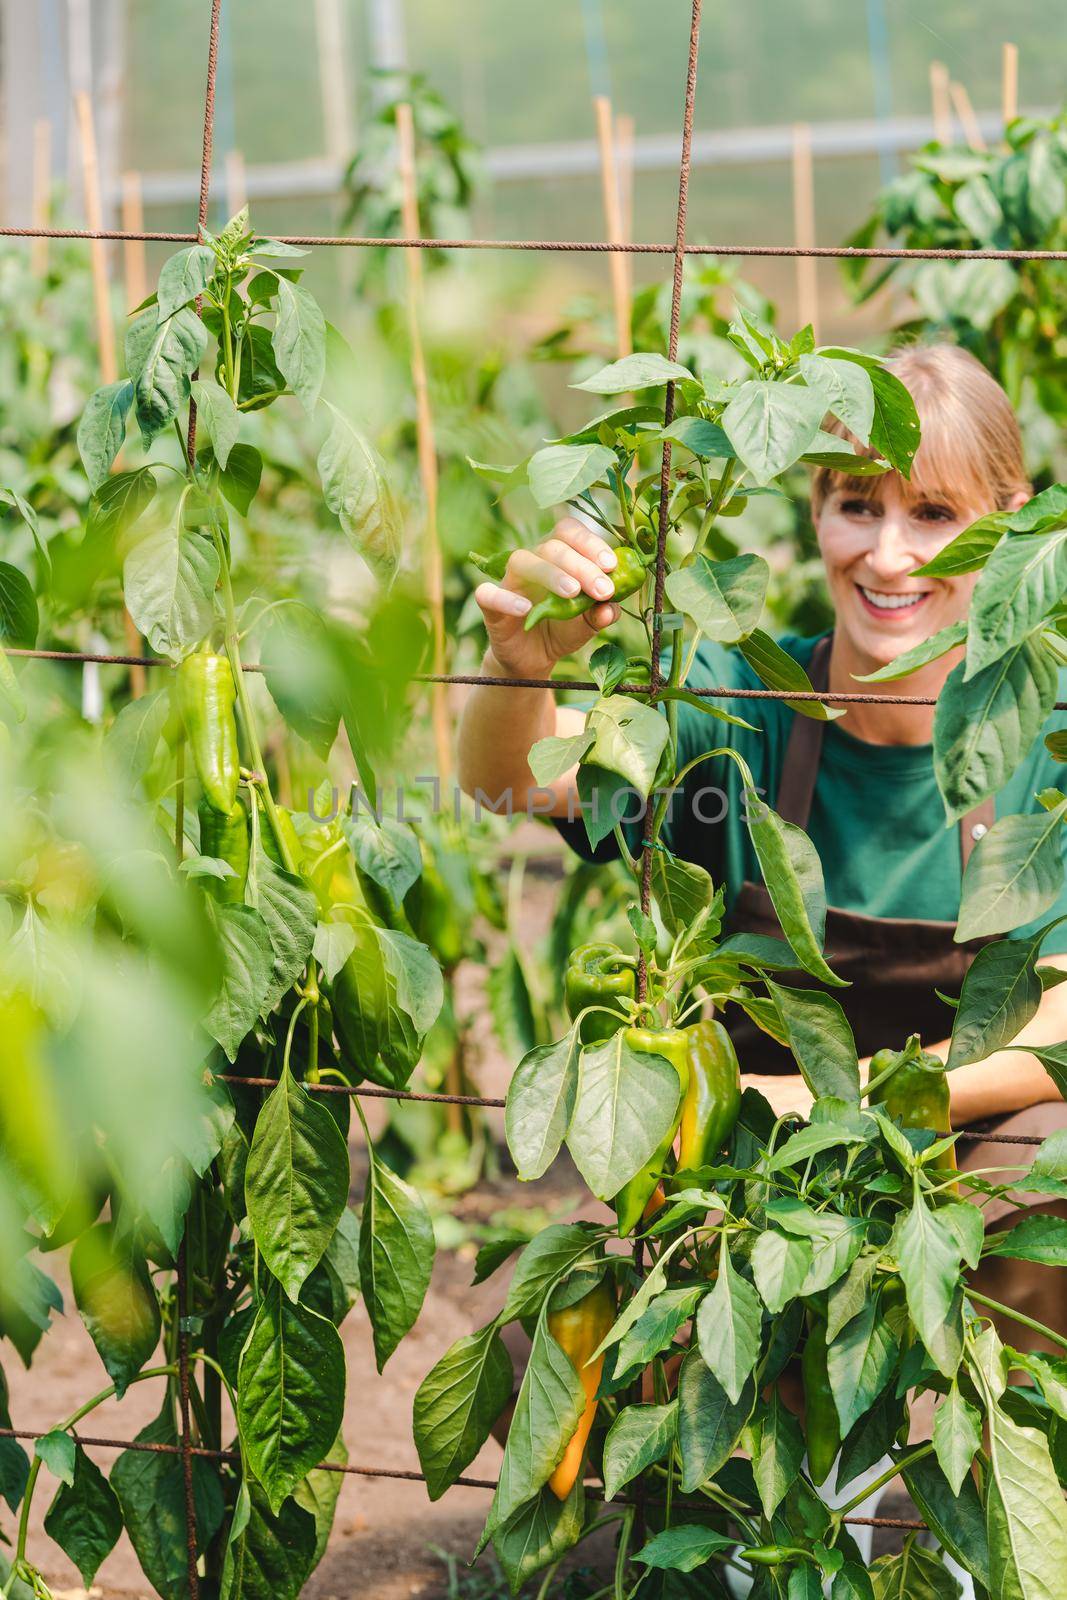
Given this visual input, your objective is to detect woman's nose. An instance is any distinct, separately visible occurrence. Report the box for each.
[866,513,919,576]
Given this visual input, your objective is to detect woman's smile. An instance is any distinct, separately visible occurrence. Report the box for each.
[855,583,933,619]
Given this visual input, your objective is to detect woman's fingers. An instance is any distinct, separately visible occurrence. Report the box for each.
[507,548,583,598]
[552,516,618,570]
[474,581,532,620]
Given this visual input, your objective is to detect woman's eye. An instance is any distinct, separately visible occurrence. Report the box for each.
[913,502,956,523]
[840,498,877,517]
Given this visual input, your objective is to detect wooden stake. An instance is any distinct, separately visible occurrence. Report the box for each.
[120,171,148,310]
[31,119,52,278]
[395,100,451,783]
[75,90,144,697]
[594,95,632,358]
[225,147,248,219]
[791,123,819,345]
[949,79,986,153]
[314,0,355,164]
[1002,42,1019,128]
[616,112,636,309]
[930,61,953,145]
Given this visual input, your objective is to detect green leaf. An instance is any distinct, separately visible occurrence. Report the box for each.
[272,276,326,414]
[826,1296,898,1434]
[572,352,694,393]
[603,1403,677,1500]
[826,1253,880,1343]
[77,380,134,490]
[652,853,722,938]
[665,553,768,643]
[190,378,239,469]
[660,415,734,458]
[43,1446,123,1586]
[903,1455,990,1592]
[123,520,219,663]
[217,442,263,516]
[798,353,875,442]
[696,1242,761,1404]
[413,1324,514,1500]
[956,800,1067,941]
[934,640,1058,821]
[750,1230,812,1314]
[767,984,860,1098]
[87,468,157,542]
[236,1287,346,1516]
[0,563,39,649]
[70,1224,160,1398]
[491,1482,584,1593]
[747,796,843,986]
[220,1480,317,1600]
[985,1213,1067,1265]
[831,1564,876,1600]
[676,1347,755,1492]
[946,928,1046,1072]
[966,527,1067,678]
[527,442,615,508]
[157,244,216,320]
[292,1428,346,1574]
[854,622,967,683]
[615,1286,704,1373]
[359,1154,435,1371]
[245,1065,349,1301]
[528,729,595,787]
[112,1405,224,1600]
[893,1196,963,1377]
[204,904,275,1063]
[586,693,669,794]
[739,628,843,720]
[721,379,825,484]
[567,1032,682,1201]
[505,1031,581,1181]
[817,350,921,477]
[933,1382,982,1496]
[986,1401,1067,1600]
[484,1314,584,1539]
[635,1524,736,1572]
[765,1199,866,1295]
[34,1430,75,1486]
[750,1389,806,1519]
[499,1224,602,1324]
[342,812,422,901]
[1015,1128,1067,1199]
[767,1121,867,1172]
[126,306,209,444]
[869,1542,963,1599]
[317,403,400,583]
[246,844,319,1014]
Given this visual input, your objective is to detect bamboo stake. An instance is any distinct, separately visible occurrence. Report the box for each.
[616,111,636,309]
[791,122,819,344]
[949,79,986,153]
[930,61,953,145]
[120,171,148,310]
[31,120,52,278]
[75,90,144,697]
[394,100,451,785]
[225,147,248,219]
[593,95,632,357]
[1002,42,1018,128]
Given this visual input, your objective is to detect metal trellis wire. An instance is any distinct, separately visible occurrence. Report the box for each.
[5,0,1065,1577]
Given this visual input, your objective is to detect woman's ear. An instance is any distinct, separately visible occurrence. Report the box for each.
[1005,488,1033,513]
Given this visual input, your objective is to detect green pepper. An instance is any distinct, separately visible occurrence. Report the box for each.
[414,857,466,970]
[198,795,249,904]
[523,545,650,632]
[677,1018,741,1176]
[868,1035,955,1181]
[613,1027,689,1237]
[565,942,636,1044]
[175,647,239,815]
[802,1309,841,1487]
[259,799,306,873]
[737,1547,804,1567]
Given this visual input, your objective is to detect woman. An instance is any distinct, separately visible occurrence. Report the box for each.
[459,342,1067,1341]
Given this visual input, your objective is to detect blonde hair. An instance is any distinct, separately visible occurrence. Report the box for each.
[810,343,1031,515]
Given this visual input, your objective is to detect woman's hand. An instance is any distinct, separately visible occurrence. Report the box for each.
[741,1072,815,1122]
[474,518,622,679]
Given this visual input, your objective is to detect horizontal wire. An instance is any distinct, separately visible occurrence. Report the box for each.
[2,222,1067,262]
[0,1427,923,1527]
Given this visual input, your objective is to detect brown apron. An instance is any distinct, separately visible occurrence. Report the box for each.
[723,632,1067,1345]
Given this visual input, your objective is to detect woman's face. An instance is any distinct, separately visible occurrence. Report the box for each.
[814,476,990,669]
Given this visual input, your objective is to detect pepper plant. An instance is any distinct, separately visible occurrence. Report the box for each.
[416,327,1067,1596]
[0,211,450,1599]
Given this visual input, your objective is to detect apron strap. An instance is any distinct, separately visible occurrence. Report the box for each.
[773,631,995,871]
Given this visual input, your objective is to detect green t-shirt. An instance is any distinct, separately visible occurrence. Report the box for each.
[559,630,1067,954]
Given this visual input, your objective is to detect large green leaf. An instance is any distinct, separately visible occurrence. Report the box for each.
[635,1524,736,1573]
[359,1154,435,1371]
[245,1066,349,1301]
[77,380,134,490]
[869,1541,962,1599]
[342,812,422,902]
[934,640,1058,820]
[567,1032,682,1200]
[586,694,669,795]
[157,245,216,321]
[528,442,615,507]
[893,1196,963,1377]
[986,1402,1067,1600]
[904,1455,990,1591]
[111,1406,224,1600]
[985,1214,1067,1265]
[204,904,275,1063]
[245,845,319,1015]
[572,352,694,393]
[817,349,921,476]
[317,403,399,582]
[652,854,721,937]
[499,1224,602,1324]
[43,1446,123,1586]
[932,1382,982,1497]
[413,1323,514,1500]
[739,628,842,720]
[946,929,1046,1071]
[220,1481,317,1600]
[272,277,326,414]
[750,1229,812,1314]
[329,919,443,1089]
[87,467,157,542]
[190,378,239,469]
[798,353,875,442]
[747,795,843,986]
[676,1348,755,1492]
[0,563,38,649]
[291,1429,347,1574]
[696,1242,761,1404]
[69,1224,160,1398]
[855,621,968,683]
[957,800,1067,941]
[766,984,860,1098]
[966,527,1067,679]
[236,1288,345,1515]
[826,1295,898,1434]
[749,1389,806,1519]
[721,379,824,484]
[483,1315,584,1539]
[615,1286,704,1373]
[664,553,768,643]
[602,1403,677,1500]
[123,520,219,662]
[505,1030,581,1181]
[491,1481,584,1593]
[126,306,209,444]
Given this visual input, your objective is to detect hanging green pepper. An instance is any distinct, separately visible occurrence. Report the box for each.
[258,798,306,873]
[175,647,239,815]
[565,942,636,1044]
[523,545,650,632]
[868,1035,955,1179]
[802,1309,841,1487]
[198,795,249,904]
[676,1018,742,1176]
[613,1027,689,1237]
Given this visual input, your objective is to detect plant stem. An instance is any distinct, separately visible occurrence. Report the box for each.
[968,1289,1067,1353]
[833,1443,934,1520]
[614,1506,635,1600]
